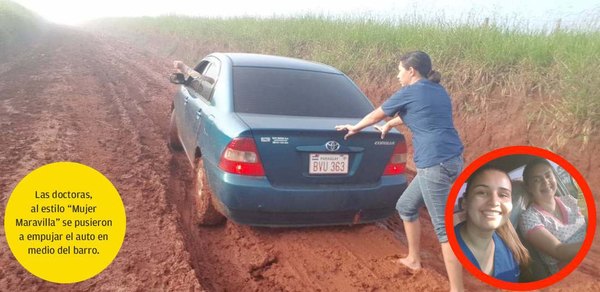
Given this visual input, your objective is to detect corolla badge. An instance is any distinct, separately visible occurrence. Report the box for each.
[374,141,395,145]
[325,141,341,152]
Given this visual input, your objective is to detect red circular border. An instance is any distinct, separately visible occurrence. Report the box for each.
[445,146,596,290]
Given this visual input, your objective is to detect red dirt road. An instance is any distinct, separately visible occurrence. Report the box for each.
[1,26,599,291]
[0,28,200,291]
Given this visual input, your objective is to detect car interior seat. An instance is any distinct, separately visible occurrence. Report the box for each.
[510,180,528,227]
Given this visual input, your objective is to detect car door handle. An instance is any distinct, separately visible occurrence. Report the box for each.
[196,110,203,120]
[184,96,189,105]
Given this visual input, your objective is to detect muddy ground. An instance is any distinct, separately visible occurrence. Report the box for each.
[1,26,599,291]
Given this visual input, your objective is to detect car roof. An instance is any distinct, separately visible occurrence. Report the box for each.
[217,53,342,74]
[485,154,541,173]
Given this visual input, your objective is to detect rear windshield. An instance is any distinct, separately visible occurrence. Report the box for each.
[233,67,373,117]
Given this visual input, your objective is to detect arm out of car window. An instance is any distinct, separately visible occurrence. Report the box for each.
[174,60,201,79]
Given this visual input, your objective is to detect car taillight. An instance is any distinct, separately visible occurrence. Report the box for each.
[383,142,407,175]
[219,138,265,176]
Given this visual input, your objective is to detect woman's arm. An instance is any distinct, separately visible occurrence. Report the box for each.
[525,228,582,262]
[335,107,387,140]
[387,116,404,127]
[173,60,201,78]
[374,116,404,139]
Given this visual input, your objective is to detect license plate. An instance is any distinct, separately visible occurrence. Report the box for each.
[309,153,349,174]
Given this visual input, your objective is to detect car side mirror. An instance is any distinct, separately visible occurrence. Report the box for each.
[170,73,186,84]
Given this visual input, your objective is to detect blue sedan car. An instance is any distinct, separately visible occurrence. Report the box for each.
[169,53,408,227]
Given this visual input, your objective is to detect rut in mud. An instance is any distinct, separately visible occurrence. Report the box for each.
[1,26,599,291]
[0,28,199,291]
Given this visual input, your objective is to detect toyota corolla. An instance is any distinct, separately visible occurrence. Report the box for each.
[169,53,408,227]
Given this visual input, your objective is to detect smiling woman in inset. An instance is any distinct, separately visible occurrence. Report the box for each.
[519,158,586,275]
[456,166,530,282]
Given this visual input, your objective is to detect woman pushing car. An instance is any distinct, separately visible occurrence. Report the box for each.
[336,51,465,291]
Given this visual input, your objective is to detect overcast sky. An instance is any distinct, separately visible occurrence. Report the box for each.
[13,0,600,30]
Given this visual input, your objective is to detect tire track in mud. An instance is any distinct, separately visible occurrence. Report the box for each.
[1,27,199,291]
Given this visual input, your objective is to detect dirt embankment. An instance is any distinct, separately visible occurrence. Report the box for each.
[1,25,599,292]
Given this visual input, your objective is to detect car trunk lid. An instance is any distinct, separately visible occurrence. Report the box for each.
[236,113,406,187]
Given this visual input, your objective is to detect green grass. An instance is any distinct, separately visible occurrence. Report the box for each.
[89,15,599,138]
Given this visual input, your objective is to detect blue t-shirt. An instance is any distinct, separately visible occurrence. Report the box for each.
[381,79,463,168]
[455,223,520,282]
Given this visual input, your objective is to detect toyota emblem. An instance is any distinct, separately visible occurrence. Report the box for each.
[325,141,341,152]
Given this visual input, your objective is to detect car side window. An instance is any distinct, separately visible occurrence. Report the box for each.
[202,61,220,101]
[194,61,209,73]
[186,61,209,95]
[186,60,219,102]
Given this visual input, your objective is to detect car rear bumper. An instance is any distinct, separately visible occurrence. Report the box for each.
[206,164,407,227]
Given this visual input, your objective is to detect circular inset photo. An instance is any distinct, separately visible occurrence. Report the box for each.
[445,146,596,290]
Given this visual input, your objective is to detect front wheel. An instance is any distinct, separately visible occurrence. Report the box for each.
[168,109,183,152]
[191,158,225,226]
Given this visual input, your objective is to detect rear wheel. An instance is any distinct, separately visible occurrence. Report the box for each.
[191,158,225,226]
[168,109,183,152]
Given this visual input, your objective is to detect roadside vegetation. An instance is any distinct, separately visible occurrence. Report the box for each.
[88,15,599,147]
[0,0,43,61]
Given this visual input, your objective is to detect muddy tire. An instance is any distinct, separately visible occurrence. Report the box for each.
[191,158,225,226]
[168,109,183,152]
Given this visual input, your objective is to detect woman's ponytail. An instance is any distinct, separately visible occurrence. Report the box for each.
[427,70,441,83]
